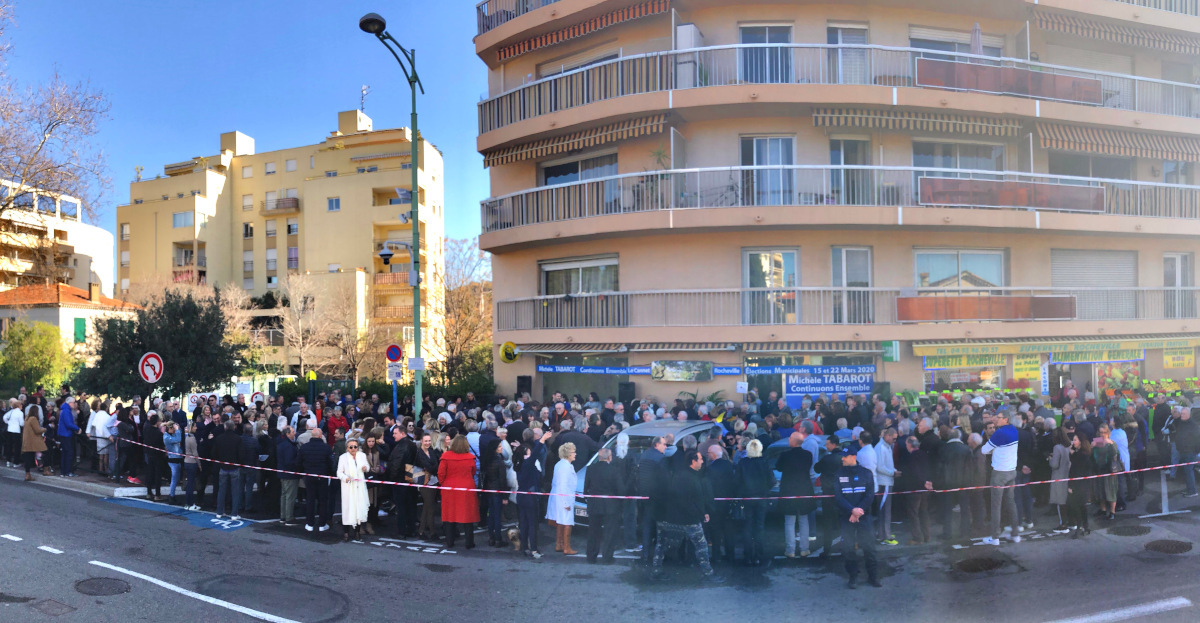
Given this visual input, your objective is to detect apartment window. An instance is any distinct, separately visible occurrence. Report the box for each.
[328,263,341,273]
[243,222,254,239]
[172,212,193,228]
[243,250,254,272]
[133,199,143,204]
[540,256,618,295]
[60,200,78,219]
[391,190,411,205]
[265,220,277,237]
[242,194,253,211]
[832,246,874,324]
[356,165,378,174]
[120,251,130,267]
[13,191,33,210]
[266,248,278,270]
[119,223,130,240]
[285,159,297,172]
[284,188,297,200]
[310,156,315,169]
[265,190,278,207]
[1047,152,1132,181]
[264,162,276,176]
[913,141,1004,191]
[739,25,792,83]
[827,25,869,84]
[541,153,617,186]
[287,247,299,269]
[286,218,298,235]
[120,278,129,292]
[325,170,338,177]
[909,26,1003,58]
[915,249,1005,288]
[1165,161,1192,185]
[36,196,55,214]
[743,248,798,325]
[242,278,254,290]
[242,166,253,178]
[740,136,795,206]
[267,275,278,288]
[327,197,341,212]
[73,317,86,345]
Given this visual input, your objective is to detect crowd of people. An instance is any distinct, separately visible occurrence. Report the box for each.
[3,382,1200,587]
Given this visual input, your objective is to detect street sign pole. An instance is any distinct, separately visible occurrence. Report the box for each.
[393,379,398,421]
[385,343,403,421]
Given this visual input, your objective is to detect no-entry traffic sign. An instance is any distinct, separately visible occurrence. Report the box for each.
[139,352,163,384]
[386,344,403,363]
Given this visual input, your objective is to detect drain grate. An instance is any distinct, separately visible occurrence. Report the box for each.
[954,557,1005,573]
[75,578,131,596]
[1145,540,1193,555]
[1108,525,1152,537]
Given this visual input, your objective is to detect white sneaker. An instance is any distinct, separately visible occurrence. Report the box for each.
[305,524,314,532]
[531,551,543,559]
[215,514,224,520]
[980,537,1000,545]
[319,524,330,532]
[1023,522,1034,531]
[1001,526,1012,534]
[1011,535,1022,543]
[231,515,241,521]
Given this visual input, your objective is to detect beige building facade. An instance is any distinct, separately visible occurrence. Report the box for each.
[477,0,1200,404]
[117,111,445,376]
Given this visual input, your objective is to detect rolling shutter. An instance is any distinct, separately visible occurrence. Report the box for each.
[1051,249,1137,320]
[909,26,1005,50]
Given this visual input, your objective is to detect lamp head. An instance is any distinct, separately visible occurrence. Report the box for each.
[359,12,387,35]
[378,247,394,265]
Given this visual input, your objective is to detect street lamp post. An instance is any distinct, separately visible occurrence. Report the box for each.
[360,12,426,418]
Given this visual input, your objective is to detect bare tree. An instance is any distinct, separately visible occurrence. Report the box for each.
[428,238,492,384]
[121,275,263,368]
[280,273,333,377]
[318,282,393,385]
[0,2,110,226]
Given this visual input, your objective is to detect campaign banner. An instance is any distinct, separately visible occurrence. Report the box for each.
[536,364,652,375]
[745,365,875,376]
[772,365,876,409]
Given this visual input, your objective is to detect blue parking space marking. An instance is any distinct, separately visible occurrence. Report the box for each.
[102,497,252,532]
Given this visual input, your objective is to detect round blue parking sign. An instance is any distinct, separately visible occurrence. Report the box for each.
[386,344,402,363]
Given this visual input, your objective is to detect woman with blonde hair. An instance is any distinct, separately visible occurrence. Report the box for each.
[547,441,579,555]
[337,437,370,542]
[736,438,776,566]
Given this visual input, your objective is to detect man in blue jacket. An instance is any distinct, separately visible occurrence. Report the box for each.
[834,445,880,589]
[58,398,80,477]
[276,427,300,524]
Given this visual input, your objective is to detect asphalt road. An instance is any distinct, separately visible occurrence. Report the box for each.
[4,475,1200,623]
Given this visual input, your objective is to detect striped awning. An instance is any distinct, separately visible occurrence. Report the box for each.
[743,341,881,354]
[1034,10,1200,56]
[483,114,667,167]
[496,0,669,62]
[913,333,1200,356]
[516,343,627,354]
[1035,122,1200,163]
[626,343,740,352]
[813,107,1020,137]
[350,152,410,162]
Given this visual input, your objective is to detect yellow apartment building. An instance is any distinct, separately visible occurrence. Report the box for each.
[477,0,1200,405]
[0,182,114,296]
[116,110,446,377]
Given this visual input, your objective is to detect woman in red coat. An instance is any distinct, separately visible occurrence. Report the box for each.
[437,434,479,549]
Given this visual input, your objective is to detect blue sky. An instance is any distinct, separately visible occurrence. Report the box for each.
[5,0,488,241]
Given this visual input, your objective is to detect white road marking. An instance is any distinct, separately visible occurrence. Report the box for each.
[37,546,63,554]
[1,534,22,541]
[1043,597,1193,623]
[89,561,300,623]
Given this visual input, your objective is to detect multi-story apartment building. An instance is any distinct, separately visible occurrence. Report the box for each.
[0,183,114,295]
[478,0,1200,404]
[117,110,445,376]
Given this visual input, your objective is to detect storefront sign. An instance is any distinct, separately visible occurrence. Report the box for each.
[1013,354,1041,381]
[1051,349,1144,364]
[923,354,1006,370]
[913,336,1200,356]
[771,365,877,408]
[1164,347,1195,370]
[881,340,901,363]
[536,364,743,376]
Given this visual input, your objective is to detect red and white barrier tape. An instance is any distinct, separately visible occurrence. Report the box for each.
[114,437,1200,501]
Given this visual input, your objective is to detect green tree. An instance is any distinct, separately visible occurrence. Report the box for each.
[0,320,77,389]
[76,288,244,398]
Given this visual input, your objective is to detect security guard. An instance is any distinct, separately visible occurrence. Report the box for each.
[834,445,881,589]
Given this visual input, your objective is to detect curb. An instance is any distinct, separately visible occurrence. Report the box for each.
[0,465,146,498]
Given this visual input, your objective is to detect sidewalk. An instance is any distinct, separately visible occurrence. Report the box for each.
[0,464,146,498]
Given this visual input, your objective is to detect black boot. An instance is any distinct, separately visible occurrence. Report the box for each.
[444,523,456,548]
[465,525,476,550]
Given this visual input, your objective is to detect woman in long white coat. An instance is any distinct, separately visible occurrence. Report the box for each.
[546,442,578,555]
[337,439,370,542]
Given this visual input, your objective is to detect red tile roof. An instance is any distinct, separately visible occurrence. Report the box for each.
[0,283,138,310]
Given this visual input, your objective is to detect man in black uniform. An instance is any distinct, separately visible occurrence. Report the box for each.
[834,445,881,589]
[815,435,843,559]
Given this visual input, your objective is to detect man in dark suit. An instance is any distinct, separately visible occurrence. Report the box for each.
[584,448,622,563]
[704,445,737,562]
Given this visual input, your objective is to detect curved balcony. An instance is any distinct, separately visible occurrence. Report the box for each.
[497,286,1200,331]
[481,164,1200,233]
[478,44,1200,135]
[477,0,562,36]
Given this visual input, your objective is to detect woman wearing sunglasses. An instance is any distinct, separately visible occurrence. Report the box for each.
[337,438,370,542]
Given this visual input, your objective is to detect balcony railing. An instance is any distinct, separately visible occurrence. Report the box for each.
[173,256,207,268]
[478,44,1200,133]
[496,287,1200,330]
[287,258,299,270]
[376,305,416,319]
[481,164,1200,233]
[1111,0,1200,16]
[374,272,410,286]
[477,0,560,36]
[261,197,300,213]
